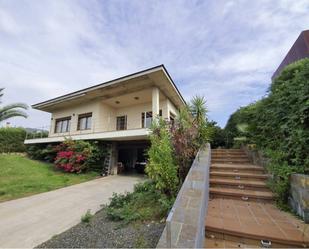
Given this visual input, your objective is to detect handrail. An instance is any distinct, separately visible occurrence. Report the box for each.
[157,143,211,248]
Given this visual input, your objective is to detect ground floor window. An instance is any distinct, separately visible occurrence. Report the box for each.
[55,117,71,133]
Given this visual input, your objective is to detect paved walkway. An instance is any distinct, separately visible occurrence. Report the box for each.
[0,175,143,248]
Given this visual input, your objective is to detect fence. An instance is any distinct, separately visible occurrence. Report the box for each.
[157,143,211,248]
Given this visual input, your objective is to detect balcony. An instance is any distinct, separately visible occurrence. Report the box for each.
[24,116,153,144]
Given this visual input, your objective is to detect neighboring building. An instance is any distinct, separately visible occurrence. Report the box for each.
[272,30,309,80]
[24,65,186,174]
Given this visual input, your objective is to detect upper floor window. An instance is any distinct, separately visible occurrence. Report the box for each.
[141,110,162,128]
[77,113,92,130]
[116,115,127,130]
[55,117,71,133]
[170,112,176,125]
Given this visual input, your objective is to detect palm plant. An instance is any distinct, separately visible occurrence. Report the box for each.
[190,95,208,125]
[0,88,28,122]
[189,95,211,145]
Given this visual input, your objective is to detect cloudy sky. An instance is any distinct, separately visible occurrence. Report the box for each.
[0,0,308,128]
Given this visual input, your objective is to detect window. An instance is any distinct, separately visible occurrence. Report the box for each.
[116,116,127,130]
[54,117,71,133]
[141,110,162,128]
[77,113,92,130]
[170,112,176,125]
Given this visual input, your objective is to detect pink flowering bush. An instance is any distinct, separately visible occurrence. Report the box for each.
[54,140,94,173]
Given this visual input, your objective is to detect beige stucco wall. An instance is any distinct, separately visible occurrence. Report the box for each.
[49,100,101,137]
[167,99,178,118]
[48,94,176,137]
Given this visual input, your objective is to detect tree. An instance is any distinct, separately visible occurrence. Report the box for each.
[171,107,199,182]
[0,88,28,122]
[208,121,226,148]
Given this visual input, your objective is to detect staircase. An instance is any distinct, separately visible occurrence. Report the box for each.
[210,149,273,203]
[205,149,309,248]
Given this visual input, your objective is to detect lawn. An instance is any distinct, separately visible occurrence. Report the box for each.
[0,154,99,202]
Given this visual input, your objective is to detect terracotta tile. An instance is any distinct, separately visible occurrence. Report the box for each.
[251,208,267,217]
[256,218,275,225]
[222,217,241,231]
[206,216,223,229]
[262,225,286,238]
[221,211,236,219]
[276,220,296,230]
[242,238,261,247]
[280,228,309,243]
[224,240,244,248]
[204,238,225,248]
[223,234,244,243]
[239,216,257,225]
[232,199,250,207]
[206,231,224,240]
[240,223,264,236]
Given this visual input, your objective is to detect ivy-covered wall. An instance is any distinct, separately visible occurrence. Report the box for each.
[224,58,309,205]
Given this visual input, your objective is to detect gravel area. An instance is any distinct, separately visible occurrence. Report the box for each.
[36,209,165,248]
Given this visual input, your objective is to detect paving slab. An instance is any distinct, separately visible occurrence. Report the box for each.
[0,175,143,248]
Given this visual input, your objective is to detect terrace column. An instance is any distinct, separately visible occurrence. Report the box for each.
[152,87,160,122]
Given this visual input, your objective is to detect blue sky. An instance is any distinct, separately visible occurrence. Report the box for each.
[0,0,308,128]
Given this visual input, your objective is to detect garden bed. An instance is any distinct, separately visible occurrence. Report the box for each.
[36,209,164,248]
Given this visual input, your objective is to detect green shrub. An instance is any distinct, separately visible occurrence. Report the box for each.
[106,181,174,223]
[54,139,107,173]
[0,127,26,153]
[26,140,108,173]
[27,144,56,162]
[145,119,179,196]
[81,209,93,223]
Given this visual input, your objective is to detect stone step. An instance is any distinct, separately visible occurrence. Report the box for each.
[204,231,292,248]
[210,178,268,191]
[211,153,247,157]
[211,154,249,159]
[210,171,268,180]
[211,164,264,174]
[212,149,244,153]
[209,187,274,203]
[212,159,251,164]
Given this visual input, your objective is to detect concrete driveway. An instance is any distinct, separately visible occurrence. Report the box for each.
[0,175,143,248]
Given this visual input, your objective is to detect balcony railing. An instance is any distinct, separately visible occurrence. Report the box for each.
[24,117,163,140]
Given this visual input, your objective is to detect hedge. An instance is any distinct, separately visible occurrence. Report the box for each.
[0,127,26,153]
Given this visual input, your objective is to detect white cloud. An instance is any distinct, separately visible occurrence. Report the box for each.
[0,0,308,128]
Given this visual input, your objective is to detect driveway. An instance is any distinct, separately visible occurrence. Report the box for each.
[0,175,143,248]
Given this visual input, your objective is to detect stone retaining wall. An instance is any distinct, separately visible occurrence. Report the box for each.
[243,145,309,223]
[156,144,211,248]
[289,174,309,223]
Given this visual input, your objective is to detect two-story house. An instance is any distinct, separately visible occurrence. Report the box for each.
[24,65,186,174]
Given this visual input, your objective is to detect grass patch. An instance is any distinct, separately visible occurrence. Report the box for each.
[81,209,93,223]
[106,181,174,223]
[0,154,98,202]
